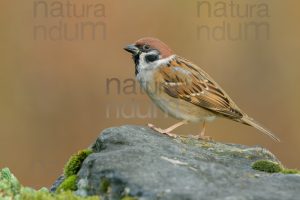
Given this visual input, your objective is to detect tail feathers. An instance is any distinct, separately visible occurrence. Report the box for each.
[241,116,280,142]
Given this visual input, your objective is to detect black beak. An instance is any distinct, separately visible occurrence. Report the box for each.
[124,44,139,55]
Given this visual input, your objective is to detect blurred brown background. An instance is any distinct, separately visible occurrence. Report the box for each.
[0,0,300,188]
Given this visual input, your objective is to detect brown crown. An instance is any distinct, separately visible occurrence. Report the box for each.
[135,37,173,58]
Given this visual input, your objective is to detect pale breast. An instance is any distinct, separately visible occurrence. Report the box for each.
[136,66,216,123]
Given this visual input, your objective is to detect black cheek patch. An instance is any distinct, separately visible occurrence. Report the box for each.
[145,54,159,63]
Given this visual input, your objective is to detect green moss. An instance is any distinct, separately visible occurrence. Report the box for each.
[21,190,99,200]
[281,168,300,174]
[0,168,21,199]
[56,175,78,192]
[56,149,93,193]
[252,160,282,173]
[64,149,93,177]
[121,196,137,200]
[99,178,110,193]
[1,168,98,200]
[252,160,300,175]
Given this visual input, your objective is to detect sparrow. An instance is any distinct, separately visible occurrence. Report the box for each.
[124,37,279,141]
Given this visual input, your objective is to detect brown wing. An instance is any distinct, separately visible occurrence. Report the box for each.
[156,56,244,120]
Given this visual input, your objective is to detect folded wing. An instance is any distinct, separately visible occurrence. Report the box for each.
[157,56,244,120]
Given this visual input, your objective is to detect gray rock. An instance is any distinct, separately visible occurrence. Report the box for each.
[69,125,300,199]
[50,175,64,192]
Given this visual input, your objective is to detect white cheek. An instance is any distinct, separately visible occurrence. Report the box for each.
[137,53,161,71]
[136,54,176,90]
[137,53,175,72]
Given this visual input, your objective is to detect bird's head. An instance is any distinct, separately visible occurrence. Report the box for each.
[124,37,173,68]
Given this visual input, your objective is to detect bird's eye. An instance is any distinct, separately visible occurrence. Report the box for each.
[143,44,150,51]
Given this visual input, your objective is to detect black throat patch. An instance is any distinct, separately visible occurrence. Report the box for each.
[133,54,140,76]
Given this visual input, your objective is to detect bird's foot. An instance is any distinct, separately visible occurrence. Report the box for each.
[190,134,212,141]
[147,124,178,138]
[192,122,212,141]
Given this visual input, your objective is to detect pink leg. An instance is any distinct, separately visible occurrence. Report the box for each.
[194,121,212,140]
[148,120,188,138]
[200,121,206,137]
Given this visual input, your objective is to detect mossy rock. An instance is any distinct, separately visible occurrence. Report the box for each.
[252,160,300,174]
[64,149,93,177]
[281,168,300,174]
[50,149,94,193]
[56,175,78,192]
[20,189,99,200]
[99,178,111,193]
[252,160,282,173]
[71,125,300,200]
[121,196,137,200]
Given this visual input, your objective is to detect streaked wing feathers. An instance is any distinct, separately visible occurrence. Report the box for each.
[157,56,243,119]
